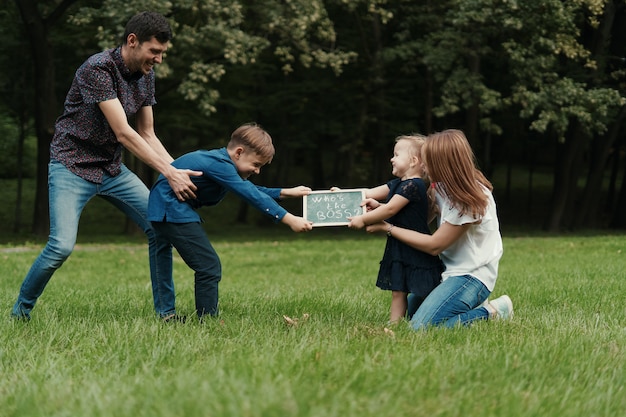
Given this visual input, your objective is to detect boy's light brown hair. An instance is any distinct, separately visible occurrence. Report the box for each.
[228,123,276,162]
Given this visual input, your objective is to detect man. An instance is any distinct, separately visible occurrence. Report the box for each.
[11,11,199,321]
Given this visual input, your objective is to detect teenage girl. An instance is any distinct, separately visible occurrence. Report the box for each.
[366,129,512,329]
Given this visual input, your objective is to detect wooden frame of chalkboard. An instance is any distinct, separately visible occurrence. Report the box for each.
[303,189,367,227]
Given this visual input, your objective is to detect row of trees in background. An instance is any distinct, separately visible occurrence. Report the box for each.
[1,0,625,234]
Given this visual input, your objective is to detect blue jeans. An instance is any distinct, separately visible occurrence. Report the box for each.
[151,222,222,318]
[11,160,174,318]
[409,274,491,330]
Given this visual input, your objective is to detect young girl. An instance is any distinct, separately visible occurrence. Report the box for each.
[347,135,443,324]
[366,129,513,329]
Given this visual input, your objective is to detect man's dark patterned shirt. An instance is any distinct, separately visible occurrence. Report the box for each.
[50,46,156,183]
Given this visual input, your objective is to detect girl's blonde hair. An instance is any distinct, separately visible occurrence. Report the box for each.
[397,134,438,218]
[396,134,426,160]
[228,123,275,161]
[422,129,492,218]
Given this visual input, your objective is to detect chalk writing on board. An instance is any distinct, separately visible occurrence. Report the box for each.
[303,189,367,227]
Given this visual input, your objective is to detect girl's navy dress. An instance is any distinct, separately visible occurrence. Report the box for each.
[376,178,443,305]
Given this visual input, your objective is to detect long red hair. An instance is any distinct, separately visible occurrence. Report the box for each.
[422,129,492,218]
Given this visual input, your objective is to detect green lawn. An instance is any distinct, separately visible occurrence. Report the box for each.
[2,231,625,417]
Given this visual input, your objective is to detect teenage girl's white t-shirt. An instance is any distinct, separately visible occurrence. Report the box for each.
[435,185,503,291]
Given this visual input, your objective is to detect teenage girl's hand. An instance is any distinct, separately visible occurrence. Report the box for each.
[365,221,389,234]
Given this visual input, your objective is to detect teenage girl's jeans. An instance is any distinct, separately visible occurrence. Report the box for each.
[11,160,174,318]
[151,222,222,318]
[409,274,491,330]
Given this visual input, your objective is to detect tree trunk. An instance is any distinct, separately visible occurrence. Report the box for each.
[423,68,433,134]
[605,129,624,210]
[608,160,626,229]
[15,0,78,236]
[574,107,626,228]
[465,54,480,152]
[571,1,621,228]
[544,126,589,231]
[13,111,26,233]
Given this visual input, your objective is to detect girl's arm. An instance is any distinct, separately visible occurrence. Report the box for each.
[349,194,408,229]
[365,184,390,201]
[366,220,472,256]
[331,184,389,202]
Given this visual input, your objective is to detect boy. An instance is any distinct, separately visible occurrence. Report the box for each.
[148,123,313,321]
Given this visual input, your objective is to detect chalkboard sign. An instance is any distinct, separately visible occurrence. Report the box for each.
[303,189,367,227]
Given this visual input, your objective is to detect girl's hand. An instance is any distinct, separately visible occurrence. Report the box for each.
[362,198,381,212]
[348,216,366,230]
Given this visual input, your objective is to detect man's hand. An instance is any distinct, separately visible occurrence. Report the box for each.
[282,213,313,232]
[165,168,203,201]
[281,186,312,199]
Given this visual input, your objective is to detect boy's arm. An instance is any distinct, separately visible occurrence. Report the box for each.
[243,184,312,231]
[281,213,313,232]
[280,186,312,199]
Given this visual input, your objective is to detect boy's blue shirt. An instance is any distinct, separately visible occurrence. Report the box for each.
[148,147,287,223]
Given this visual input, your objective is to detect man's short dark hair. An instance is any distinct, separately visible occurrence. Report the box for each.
[122,11,172,44]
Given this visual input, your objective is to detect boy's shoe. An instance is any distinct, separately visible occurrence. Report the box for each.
[11,305,31,321]
[11,313,31,321]
[488,295,513,320]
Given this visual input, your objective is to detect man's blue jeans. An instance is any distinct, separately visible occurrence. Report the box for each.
[11,160,175,318]
[409,274,491,330]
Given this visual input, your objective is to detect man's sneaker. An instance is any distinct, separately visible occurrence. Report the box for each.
[488,295,513,320]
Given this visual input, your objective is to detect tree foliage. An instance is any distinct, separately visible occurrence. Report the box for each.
[3,0,626,234]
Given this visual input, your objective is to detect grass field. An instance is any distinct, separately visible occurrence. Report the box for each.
[2,230,625,417]
[1,173,625,416]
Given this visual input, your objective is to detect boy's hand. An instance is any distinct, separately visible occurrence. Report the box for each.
[281,186,312,198]
[348,215,366,230]
[330,186,341,192]
[282,213,313,232]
